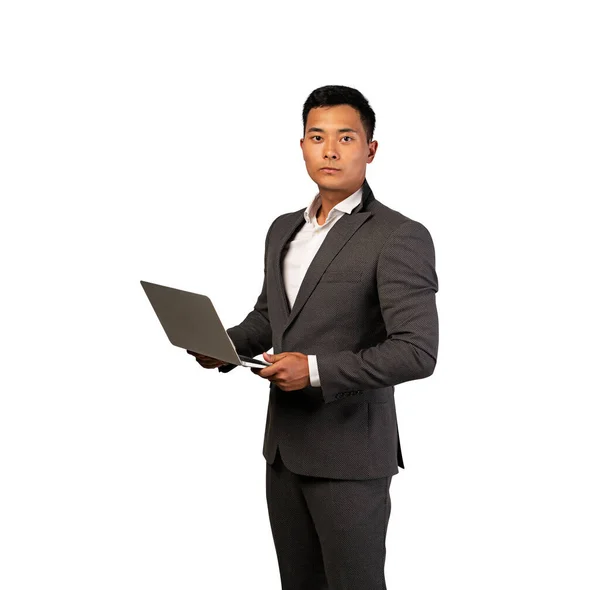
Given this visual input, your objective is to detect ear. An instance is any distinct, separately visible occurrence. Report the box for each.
[366,139,378,163]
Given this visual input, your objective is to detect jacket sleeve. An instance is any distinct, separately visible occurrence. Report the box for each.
[315,219,439,402]
[218,220,274,374]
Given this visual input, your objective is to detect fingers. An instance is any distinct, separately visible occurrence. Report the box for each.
[187,350,212,359]
[251,367,279,384]
[197,358,225,369]
[187,350,225,369]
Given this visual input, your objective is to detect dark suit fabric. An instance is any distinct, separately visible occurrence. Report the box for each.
[219,178,439,480]
[266,447,392,590]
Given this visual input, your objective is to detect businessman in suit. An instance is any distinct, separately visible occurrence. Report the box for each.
[188,85,438,590]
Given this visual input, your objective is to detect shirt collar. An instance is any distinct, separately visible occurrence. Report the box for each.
[303,186,364,225]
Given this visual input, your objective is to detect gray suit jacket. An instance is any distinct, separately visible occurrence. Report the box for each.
[219,178,439,479]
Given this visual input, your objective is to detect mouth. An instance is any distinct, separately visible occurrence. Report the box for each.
[320,167,341,173]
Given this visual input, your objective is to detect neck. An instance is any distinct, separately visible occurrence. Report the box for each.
[316,180,364,224]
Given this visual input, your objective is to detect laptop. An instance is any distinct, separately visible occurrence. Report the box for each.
[140,280,272,369]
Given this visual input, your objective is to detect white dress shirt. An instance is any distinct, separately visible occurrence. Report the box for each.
[281,186,364,387]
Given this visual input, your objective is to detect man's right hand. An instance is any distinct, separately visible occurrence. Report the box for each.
[186,350,227,369]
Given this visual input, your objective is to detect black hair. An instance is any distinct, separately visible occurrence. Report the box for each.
[302,85,376,143]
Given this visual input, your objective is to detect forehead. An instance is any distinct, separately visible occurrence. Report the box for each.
[305,104,364,133]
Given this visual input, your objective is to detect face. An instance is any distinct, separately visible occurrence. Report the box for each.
[300,104,377,194]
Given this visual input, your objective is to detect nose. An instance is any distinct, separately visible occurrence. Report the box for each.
[322,137,339,161]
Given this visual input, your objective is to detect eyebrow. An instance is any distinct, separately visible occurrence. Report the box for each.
[307,127,359,134]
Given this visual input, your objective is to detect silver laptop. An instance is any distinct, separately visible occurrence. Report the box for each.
[140,280,272,369]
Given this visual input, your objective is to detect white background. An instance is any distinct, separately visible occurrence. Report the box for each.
[1,1,598,588]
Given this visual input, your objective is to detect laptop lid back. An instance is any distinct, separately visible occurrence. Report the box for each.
[140,280,241,366]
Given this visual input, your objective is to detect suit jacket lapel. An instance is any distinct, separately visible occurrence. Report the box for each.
[273,179,375,336]
[283,211,372,334]
[273,211,305,317]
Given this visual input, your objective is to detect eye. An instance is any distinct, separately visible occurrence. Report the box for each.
[341,136,353,142]
[311,135,322,141]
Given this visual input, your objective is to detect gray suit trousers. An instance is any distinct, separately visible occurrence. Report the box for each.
[266,448,393,590]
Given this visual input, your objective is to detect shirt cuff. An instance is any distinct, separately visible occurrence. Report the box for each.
[308,355,321,387]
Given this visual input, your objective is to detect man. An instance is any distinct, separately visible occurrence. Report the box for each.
[188,85,439,590]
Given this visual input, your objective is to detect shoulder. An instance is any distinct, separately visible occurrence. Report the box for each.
[265,208,304,239]
[271,208,304,227]
[367,198,434,245]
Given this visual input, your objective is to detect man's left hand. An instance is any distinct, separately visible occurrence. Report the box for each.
[251,352,310,391]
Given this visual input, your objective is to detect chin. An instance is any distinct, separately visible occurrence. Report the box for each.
[316,180,338,191]
[312,172,341,185]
